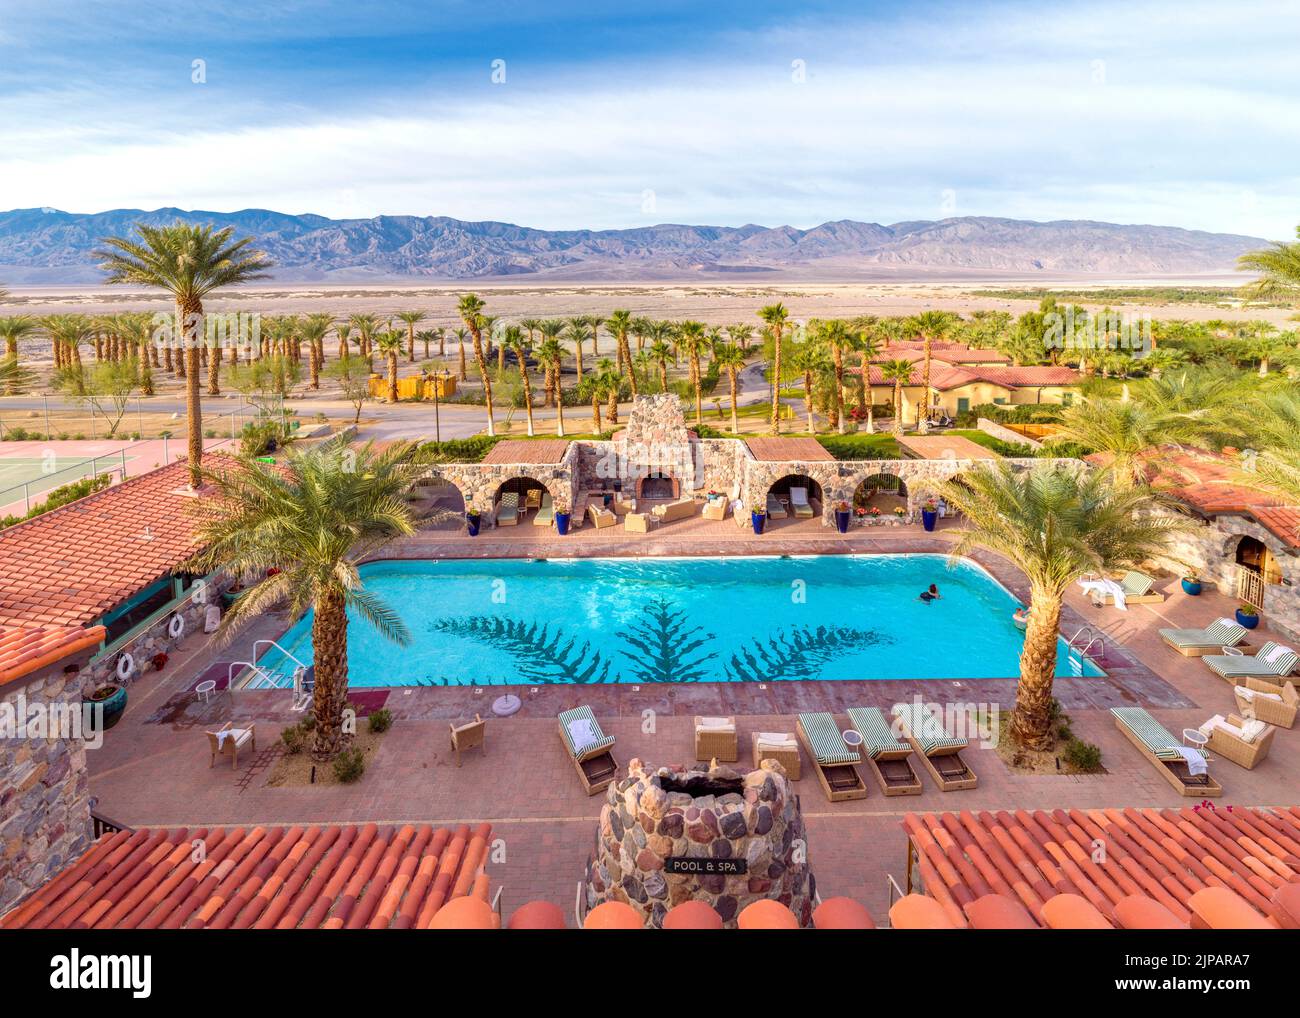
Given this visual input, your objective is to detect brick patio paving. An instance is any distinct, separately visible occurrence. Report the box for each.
[86,524,1300,926]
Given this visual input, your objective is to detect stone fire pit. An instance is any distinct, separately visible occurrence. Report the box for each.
[583,758,816,928]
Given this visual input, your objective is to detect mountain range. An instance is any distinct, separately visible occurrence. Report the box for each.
[0,207,1267,284]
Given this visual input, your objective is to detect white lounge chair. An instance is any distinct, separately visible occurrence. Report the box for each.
[533,492,555,527]
[1204,642,1298,683]
[1159,618,1250,657]
[789,487,815,518]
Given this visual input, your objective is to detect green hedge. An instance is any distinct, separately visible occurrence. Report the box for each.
[816,434,901,460]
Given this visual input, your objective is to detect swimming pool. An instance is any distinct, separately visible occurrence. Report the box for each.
[262,554,1103,687]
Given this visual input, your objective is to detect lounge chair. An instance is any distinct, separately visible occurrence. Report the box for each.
[796,713,867,801]
[652,498,697,524]
[765,494,788,519]
[1233,677,1298,729]
[1203,641,1298,683]
[846,707,922,796]
[891,703,977,791]
[789,487,815,519]
[694,716,738,762]
[1110,707,1222,797]
[1198,714,1274,770]
[1090,570,1163,605]
[751,731,801,779]
[558,706,618,796]
[449,713,486,766]
[586,504,617,529]
[533,493,555,527]
[207,722,256,769]
[496,491,520,526]
[1158,618,1250,657]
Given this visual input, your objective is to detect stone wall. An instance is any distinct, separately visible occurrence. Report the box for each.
[584,758,816,929]
[0,663,95,916]
[434,443,580,519]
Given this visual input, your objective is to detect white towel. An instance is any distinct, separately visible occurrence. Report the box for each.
[1079,577,1127,610]
[215,728,247,748]
[1264,645,1293,664]
[756,732,796,747]
[1241,719,1268,743]
[567,719,599,753]
[698,716,733,731]
[1177,747,1208,776]
[1216,617,1236,629]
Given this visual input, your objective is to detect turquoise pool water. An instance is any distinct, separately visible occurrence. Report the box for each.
[264,554,1102,687]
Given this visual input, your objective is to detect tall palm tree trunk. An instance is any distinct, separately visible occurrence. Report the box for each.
[804,370,815,433]
[770,326,783,434]
[180,300,204,488]
[207,343,222,396]
[692,355,703,425]
[310,589,349,760]
[1009,590,1063,748]
[658,360,668,392]
[892,381,904,437]
[387,353,399,403]
[309,343,321,389]
[520,363,535,436]
[458,339,467,380]
[728,367,740,433]
[621,336,637,395]
[554,372,566,437]
[919,335,933,433]
[833,346,846,435]
[469,327,495,436]
[591,394,602,432]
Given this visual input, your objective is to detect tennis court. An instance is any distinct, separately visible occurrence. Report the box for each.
[0,453,137,499]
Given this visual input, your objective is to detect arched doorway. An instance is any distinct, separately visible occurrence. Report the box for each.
[637,471,678,499]
[766,474,823,522]
[1234,535,1282,608]
[492,476,552,525]
[852,472,908,514]
[417,475,467,530]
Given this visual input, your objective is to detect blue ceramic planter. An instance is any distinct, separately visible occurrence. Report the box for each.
[466,512,481,537]
[751,512,766,535]
[87,684,127,731]
[1236,608,1260,629]
[555,511,571,536]
[1181,578,1202,596]
[921,509,938,532]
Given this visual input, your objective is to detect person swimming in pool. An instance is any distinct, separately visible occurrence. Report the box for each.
[918,584,940,603]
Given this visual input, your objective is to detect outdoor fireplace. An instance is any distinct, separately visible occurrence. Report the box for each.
[636,473,678,499]
[583,758,816,928]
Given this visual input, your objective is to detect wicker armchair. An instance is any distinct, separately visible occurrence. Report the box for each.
[751,731,801,780]
[694,716,737,761]
[1234,678,1298,729]
[1204,714,1274,770]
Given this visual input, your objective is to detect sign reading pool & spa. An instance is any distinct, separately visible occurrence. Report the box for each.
[664,857,747,876]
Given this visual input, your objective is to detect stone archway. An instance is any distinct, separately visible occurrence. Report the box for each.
[492,475,559,522]
[851,472,908,513]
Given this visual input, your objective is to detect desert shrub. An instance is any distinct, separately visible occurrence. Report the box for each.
[281,723,308,754]
[332,747,366,783]
[367,707,393,733]
[1064,738,1103,773]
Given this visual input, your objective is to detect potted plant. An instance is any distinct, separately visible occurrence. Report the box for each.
[893,506,907,525]
[750,503,767,535]
[151,652,168,671]
[465,507,482,537]
[1181,570,1202,596]
[85,682,128,731]
[833,499,851,534]
[868,506,882,525]
[554,497,572,536]
[921,499,939,532]
[1235,603,1260,629]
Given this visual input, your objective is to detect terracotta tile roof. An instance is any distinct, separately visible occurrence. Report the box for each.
[897,435,999,461]
[0,624,106,688]
[743,437,836,462]
[972,366,1080,387]
[901,806,1300,928]
[481,439,570,465]
[888,343,1011,364]
[0,461,209,628]
[0,822,495,929]
[1088,447,1299,548]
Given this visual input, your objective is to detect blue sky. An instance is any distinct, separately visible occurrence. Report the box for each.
[0,0,1296,237]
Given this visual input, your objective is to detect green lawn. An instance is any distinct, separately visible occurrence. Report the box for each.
[815,433,901,460]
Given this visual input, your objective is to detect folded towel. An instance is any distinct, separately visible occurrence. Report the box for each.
[567,719,599,752]
[1235,686,1283,703]
[1264,645,1293,664]
[215,728,247,748]
[756,732,796,747]
[1217,617,1236,628]
[1241,719,1268,743]
[1199,715,1227,738]
[1177,747,1208,776]
[698,716,734,731]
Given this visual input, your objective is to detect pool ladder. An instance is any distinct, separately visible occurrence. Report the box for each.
[1067,627,1106,675]
[230,639,313,711]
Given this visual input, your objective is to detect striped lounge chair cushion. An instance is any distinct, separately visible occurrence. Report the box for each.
[1120,571,1155,596]
[847,707,906,759]
[798,713,859,764]
[1111,707,1183,761]
[1161,619,1247,647]
[1251,643,1298,674]
[558,706,615,757]
[892,703,967,754]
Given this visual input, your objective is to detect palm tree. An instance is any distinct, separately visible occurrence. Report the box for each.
[856,330,882,431]
[0,316,38,393]
[907,310,953,434]
[728,322,755,352]
[607,308,637,394]
[564,317,589,380]
[349,313,378,372]
[758,303,790,434]
[335,322,351,361]
[97,223,271,488]
[457,294,495,436]
[879,358,914,438]
[44,314,90,376]
[536,336,566,436]
[1237,225,1300,298]
[586,314,605,357]
[396,310,425,363]
[676,320,710,425]
[451,327,469,381]
[504,325,536,436]
[648,338,673,393]
[375,330,405,402]
[930,463,1185,748]
[815,319,853,434]
[185,438,430,759]
[121,313,154,396]
[595,358,622,427]
[300,313,332,390]
[712,342,747,434]
[786,341,825,434]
